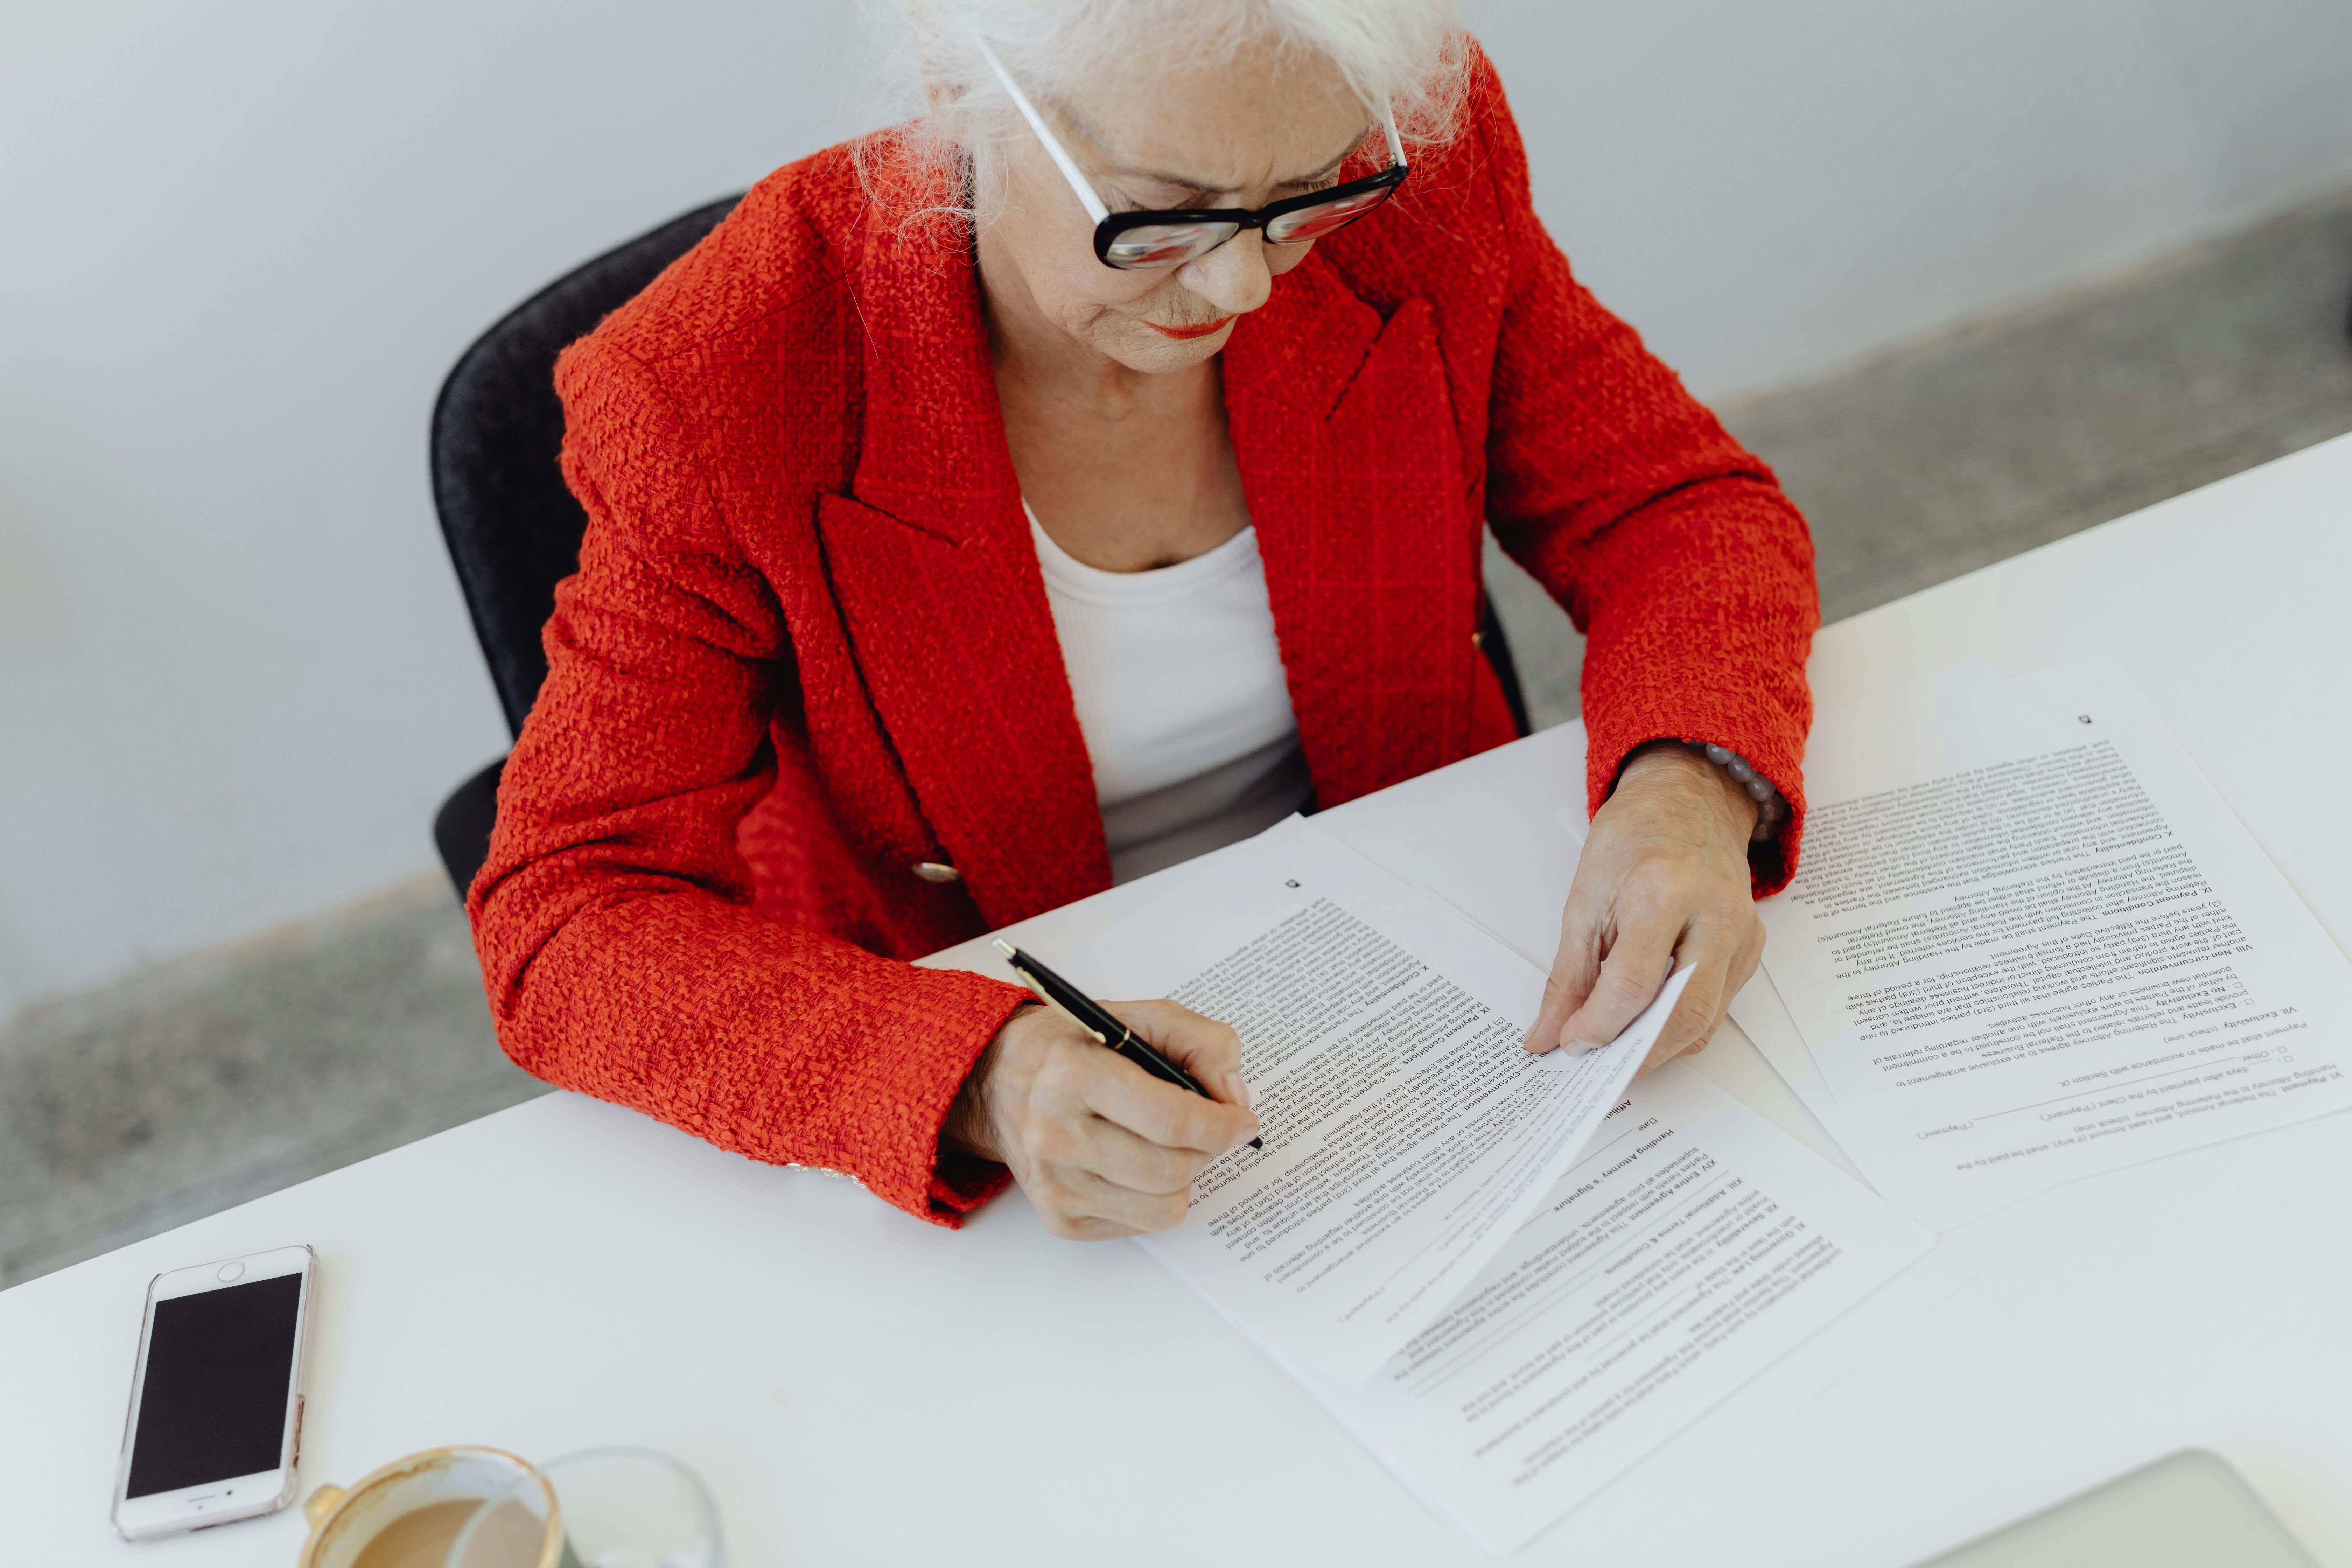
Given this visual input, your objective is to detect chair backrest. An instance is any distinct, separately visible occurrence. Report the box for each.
[430,195,743,738]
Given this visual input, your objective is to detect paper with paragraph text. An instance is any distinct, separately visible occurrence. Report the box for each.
[1059,816,1960,1553]
[1064,817,1678,1383]
[1756,660,2352,1228]
[1272,1065,1941,1554]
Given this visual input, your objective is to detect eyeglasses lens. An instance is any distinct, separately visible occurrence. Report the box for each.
[1264,185,1396,245]
[1104,220,1244,269]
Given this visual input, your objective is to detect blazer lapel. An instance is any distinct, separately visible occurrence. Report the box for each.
[818,205,1475,922]
[818,209,1109,928]
[1224,258,1479,807]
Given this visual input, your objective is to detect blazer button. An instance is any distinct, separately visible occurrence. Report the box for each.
[911,861,961,884]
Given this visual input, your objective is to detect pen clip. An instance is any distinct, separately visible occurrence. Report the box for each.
[1027,976,1108,1045]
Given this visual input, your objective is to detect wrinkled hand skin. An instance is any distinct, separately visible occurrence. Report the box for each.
[947,998,1262,1240]
[1523,741,1767,1074]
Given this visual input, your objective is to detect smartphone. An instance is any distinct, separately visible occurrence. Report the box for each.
[110,1245,317,1540]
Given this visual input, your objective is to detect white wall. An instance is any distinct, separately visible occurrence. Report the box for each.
[0,1,869,1016]
[4,0,2350,1019]
[1488,0,2352,396]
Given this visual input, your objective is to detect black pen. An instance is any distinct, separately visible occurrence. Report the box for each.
[994,939,1263,1150]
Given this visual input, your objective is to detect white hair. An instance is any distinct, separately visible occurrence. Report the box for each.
[856,0,1469,228]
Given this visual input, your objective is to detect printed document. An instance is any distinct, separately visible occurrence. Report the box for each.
[1757,660,2352,1228]
[1063,817,1682,1382]
[1275,1065,1942,1554]
[1058,816,1959,1554]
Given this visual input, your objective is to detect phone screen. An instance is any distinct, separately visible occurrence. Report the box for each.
[125,1273,303,1498]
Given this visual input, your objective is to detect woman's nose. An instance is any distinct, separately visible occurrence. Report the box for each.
[1176,230,1275,317]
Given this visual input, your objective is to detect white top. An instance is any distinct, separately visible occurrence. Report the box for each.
[7,437,2352,1568]
[1029,510,1313,881]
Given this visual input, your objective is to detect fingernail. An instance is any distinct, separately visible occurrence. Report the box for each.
[1561,1038,1601,1057]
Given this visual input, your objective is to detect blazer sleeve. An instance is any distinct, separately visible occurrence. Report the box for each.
[466,335,1028,1226]
[1470,59,1820,892]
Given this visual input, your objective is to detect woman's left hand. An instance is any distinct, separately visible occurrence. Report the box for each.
[1523,741,1766,1073]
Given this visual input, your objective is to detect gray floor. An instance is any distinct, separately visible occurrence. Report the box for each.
[5,187,2349,1290]
[0,882,543,1287]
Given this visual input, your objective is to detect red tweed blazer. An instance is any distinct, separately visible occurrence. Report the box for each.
[469,56,1819,1227]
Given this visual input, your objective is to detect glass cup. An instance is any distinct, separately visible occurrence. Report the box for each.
[537,1448,724,1568]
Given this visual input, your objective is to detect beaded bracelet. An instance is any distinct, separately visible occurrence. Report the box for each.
[1692,742,1788,843]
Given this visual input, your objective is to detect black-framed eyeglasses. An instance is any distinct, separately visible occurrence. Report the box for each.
[977,38,1411,271]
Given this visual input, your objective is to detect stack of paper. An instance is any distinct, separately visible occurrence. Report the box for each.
[1060,818,1963,1554]
[1050,656,2349,1549]
[1735,659,2352,1230]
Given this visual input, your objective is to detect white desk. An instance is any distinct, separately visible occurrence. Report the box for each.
[7,436,2349,1566]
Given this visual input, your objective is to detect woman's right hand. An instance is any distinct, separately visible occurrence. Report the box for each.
[946,999,1261,1239]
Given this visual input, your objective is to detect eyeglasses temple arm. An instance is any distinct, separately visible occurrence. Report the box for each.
[974,36,1111,225]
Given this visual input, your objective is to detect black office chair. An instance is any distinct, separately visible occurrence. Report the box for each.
[426,199,1533,898]
[429,195,744,897]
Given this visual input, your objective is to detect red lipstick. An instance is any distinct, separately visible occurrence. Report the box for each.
[1144,316,1236,340]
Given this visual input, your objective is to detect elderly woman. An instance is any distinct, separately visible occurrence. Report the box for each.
[470,0,1816,1238]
